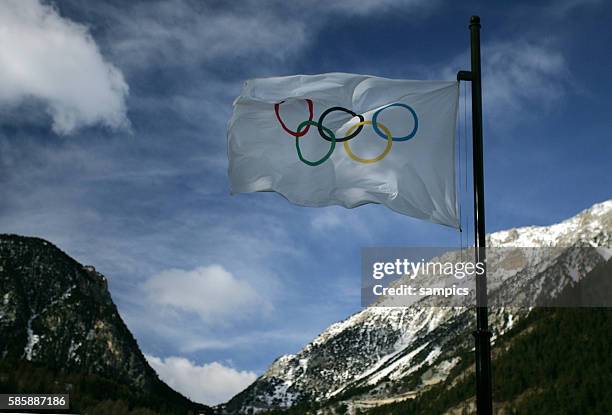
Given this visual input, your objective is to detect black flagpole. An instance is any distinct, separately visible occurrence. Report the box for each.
[457,15,493,415]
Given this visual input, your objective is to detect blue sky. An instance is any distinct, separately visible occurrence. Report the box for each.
[1,0,611,405]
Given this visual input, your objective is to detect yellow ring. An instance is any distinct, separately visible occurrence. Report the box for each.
[343,120,393,164]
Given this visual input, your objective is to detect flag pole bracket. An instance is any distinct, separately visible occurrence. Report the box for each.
[456,70,473,81]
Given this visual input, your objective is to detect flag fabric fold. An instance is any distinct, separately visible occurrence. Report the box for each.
[227,72,459,228]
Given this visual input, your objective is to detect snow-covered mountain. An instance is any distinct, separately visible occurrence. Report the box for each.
[221,200,612,414]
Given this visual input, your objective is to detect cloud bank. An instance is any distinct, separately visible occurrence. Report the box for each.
[0,0,129,134]
[146,354,257,405]
[442,40,569,119]
[143,265,271,324]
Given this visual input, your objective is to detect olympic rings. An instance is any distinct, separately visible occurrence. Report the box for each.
[273,99,418,166]
[274,99,314,137]
[295,120,336,167]
[317,107,365,142]
[343,121,393,164]
[372,103,418,142]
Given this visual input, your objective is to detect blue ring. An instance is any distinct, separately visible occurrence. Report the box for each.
[372,103,418,142]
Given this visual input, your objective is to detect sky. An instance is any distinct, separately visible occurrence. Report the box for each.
[1,0,611,406]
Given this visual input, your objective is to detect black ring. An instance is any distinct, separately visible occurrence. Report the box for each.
[317,107,365,143]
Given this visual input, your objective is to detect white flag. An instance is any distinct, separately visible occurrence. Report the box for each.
[228,73,459,228]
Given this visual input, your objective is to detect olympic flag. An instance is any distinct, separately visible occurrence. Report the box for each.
[227,73,459,227]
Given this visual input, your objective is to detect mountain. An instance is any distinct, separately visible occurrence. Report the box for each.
[221,200,612,414]
[366,305,612,415]
[0,234,213,415]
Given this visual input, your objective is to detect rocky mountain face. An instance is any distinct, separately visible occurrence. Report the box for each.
[0,234,211,414]
[222,200,612,414]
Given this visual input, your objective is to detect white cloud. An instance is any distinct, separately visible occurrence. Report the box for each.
[0,0,129,134]
[311,210,343,232]
[481,41,568,113]
[101,0,434,70]
[548,0,603,17]
[145,354,257,405]
[321,0,437,15]
[107,0,308,69]
[143,265,271,323]
[442,40,569,119]
[309,206,373,240]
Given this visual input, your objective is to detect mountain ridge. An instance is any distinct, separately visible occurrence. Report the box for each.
[221,199,612,414]
[0,233,212,415]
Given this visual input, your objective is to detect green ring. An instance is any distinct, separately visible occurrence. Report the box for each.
[295,120,336,166]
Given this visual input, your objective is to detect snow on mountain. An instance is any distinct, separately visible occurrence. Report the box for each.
[221,200,612,414]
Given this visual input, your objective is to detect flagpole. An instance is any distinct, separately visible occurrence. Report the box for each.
[457,15,493,415]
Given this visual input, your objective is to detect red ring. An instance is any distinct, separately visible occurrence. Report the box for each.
[274,99,314,137]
